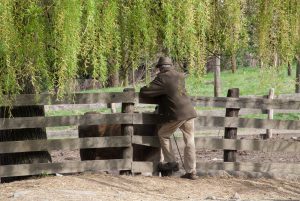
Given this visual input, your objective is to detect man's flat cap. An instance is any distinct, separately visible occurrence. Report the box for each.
[156,57,173,67]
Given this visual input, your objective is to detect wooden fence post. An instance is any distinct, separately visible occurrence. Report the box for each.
[214,55,221,97]
[224,88,240,162]
[121,88,135,174]
[266,88,274,139]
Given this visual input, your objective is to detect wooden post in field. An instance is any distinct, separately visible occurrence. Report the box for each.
[121,88,135,174]
[214,55,221,97]
[224,88,240,162]
[295,56,300,93]
[107,103,117,113]
[266,88,274,139]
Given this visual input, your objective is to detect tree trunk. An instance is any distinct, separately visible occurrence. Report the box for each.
[131,67,135,87]
[274,52,278,71]
[0,105,52,183]
[287,61,292,76]
[296,56,300,93]
[231,53,237,73]
[108,71,119,87]
[145,60,151,84]
[214,55,221,97]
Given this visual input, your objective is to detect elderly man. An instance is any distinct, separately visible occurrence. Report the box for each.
[140,57,198,180]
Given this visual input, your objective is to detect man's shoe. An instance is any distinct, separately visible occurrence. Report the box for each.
[180,172,199,180]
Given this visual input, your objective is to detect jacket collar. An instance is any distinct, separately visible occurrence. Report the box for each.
[159,67,174,74]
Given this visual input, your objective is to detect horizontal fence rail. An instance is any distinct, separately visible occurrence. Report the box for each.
[1,92,136,106]
[0,160,153,178]
[195,116,300,130]
[0,159,132,178]
[0,136,299,154]
[133,136,300,153]
[2,92,300,110]
[2,114,300,131]
[191,96,300,110]
[0,113,165,130]
[0,136,131,154]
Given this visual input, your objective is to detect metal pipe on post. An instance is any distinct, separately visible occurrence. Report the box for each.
[266,88,274,139]
[121,88,135,174]
[224,88,240,162]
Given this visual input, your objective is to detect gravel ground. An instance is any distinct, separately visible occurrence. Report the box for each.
[0,172,299,201]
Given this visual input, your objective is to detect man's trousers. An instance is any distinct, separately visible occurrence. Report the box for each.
[157,118,196,173]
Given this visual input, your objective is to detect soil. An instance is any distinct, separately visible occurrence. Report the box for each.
[0,172,299,201]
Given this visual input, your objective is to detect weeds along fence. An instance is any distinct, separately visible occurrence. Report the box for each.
[0,88,300,179]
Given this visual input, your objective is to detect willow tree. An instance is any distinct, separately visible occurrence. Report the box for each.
[223,0,247,73]
[52,0,82,94]
[0,0,52,183]
[156,0,208,76]
[79,0,121,87]
[118,0,158,86]
[289,1,300,92]
[253,0,300,91]
[207,0,224,96]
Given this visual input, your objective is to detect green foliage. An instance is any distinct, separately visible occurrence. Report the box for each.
[52,0,82,95]
[0,0,300,100]
[255,0,300,66]
[0,0,20,100]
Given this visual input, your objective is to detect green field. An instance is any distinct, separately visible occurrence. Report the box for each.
[47,66,300,121]
[186,66,296,97]
[84,65,297,97]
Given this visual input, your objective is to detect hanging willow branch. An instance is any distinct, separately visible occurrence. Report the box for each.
[52,0,82,95]
[0,0,299,99]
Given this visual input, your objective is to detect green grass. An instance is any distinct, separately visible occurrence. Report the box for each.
[81,65,297,97]
[47,65,298,122]
[241,113,300,120]
[186,66,296,97]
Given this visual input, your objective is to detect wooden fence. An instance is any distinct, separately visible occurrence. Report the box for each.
[0,88,300,179]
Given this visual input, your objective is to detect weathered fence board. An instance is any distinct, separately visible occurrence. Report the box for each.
[1,136,298,154]
[191,96,300,110]
[132,136,160,147]
[0,136,131,154]
[132,162,154,173]
[3,114,300,131]
[195,116,300,130]
[4,93,300,111]
[133,136,300,153]
[1,92,135,106]
[196,162,300,175]
[0,113,133,130]
[0,159,131,177]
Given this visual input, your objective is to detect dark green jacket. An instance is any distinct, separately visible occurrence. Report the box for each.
[140,68,197,121]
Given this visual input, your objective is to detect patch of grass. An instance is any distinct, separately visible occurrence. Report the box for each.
[240,113,300,121]
[274,113,300,121]
[80,65,296,97]
[186,65,296,96]
[241,114,268,119]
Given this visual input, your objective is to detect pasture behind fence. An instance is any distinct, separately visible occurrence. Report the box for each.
[0,88,300,179]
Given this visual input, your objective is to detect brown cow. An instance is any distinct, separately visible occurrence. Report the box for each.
[78,111,161,174]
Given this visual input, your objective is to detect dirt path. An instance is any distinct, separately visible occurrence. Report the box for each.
[0,173,299,201]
